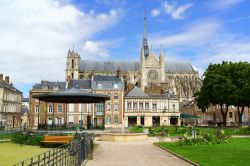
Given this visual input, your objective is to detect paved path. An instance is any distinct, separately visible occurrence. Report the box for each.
[85,138,192,166]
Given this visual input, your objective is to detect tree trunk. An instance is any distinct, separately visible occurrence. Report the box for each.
[220,105,228,127]
[237,106,245,127]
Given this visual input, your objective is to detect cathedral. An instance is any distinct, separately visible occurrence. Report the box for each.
[65,15,201,102]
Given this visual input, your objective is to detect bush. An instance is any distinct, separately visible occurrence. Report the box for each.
[130,126,144,133]
[12,132,43,146]
[174,129,230,146]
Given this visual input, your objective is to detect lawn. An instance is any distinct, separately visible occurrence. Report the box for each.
[157,138,250,166]
[0,142,49,166]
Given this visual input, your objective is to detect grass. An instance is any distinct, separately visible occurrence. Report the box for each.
[157,138,250,166]
[129,126,144,133]
[0,142,49,166]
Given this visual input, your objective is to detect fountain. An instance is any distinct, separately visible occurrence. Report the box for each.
[100,118,148,142]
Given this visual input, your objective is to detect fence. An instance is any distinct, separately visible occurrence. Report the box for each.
[13,133,94,166]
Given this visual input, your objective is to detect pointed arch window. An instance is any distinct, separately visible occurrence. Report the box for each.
[71,59,74,68]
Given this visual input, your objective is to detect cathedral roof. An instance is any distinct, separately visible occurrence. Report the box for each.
[79,60,195,73]
[165,62,195,73]
[79,60,140,72]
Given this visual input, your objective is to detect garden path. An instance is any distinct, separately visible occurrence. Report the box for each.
[84,137,192,166]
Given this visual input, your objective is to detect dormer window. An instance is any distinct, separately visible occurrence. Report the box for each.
[42,86,48,90]
[97,82,102,88]
[114,83,118,89]
[53,86,59,90]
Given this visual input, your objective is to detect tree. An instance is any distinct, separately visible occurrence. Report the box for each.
[195,62,236,127]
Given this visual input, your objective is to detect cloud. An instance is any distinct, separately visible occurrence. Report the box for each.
[0,0,120,85]
[207,0,246,10]
[151,9,160,17]
[151,20,221,47]
[162,1,193,19]
[81,41,110,59]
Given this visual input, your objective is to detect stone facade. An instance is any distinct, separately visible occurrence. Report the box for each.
[124,86,180,127]
[0,74,22,130]
[65,16,201,102]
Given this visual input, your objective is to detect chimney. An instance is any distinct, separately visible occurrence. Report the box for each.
[0,74,3,81]
[91,67,95,77]
[117,67,122,78]
[5,76,9,84]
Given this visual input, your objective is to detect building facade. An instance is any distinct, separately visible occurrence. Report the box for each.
[29,75,124,129]
[124,86,180,127]
[0,74,22,130]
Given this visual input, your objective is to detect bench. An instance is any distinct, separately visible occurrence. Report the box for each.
[40,135,73,147]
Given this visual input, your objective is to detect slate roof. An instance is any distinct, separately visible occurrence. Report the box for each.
[126,86,178,99]
[91,75,124,90]
[22,98,29,102]
[32,81,66,90]
[70,79,91,89]
[0,80,22,93]
[79,60,140,72]
[79,60,195,73]
[126,86,148,97]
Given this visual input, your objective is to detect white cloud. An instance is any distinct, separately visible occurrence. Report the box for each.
[81,41,110,59]
[151,9,160,17]
[207,0,245,10]
[151,20,221,47]
[0,0,120,84]
[162,1,193,20]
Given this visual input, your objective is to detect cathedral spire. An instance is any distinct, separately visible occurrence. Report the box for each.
[142,9,149,58]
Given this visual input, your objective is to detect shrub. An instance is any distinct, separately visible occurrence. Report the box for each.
[12,132,43,146]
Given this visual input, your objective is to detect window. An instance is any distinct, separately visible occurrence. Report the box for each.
[114,95,119,100]
[153,104,157,110]
[173,104,175,112]
[145,103,149,109]
[96,103,104,115]
[127,102,132,109]
[58,118,62,125]
[107,116,111,124]
[97,82,102,88]
[133,102,138,109]
[139,103,143,109]
[114,83,118,89]
[114,103,118,111]
[48,105,53,113]
[71,59,74,68]
[58,105,62,112]
[35,105,39,113]
[114,116,118,124]
[107,103,111,112]
[53,86,59,90]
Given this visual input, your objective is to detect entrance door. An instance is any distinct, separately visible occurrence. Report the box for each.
[140,116,145,126]
[128,116,137,126]
[152,116,160,126]
[170,117,178,125]
[94,118,97,128]
[87,116,91,129]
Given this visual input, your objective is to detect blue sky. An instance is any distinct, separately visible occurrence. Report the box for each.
[0,0,250,97]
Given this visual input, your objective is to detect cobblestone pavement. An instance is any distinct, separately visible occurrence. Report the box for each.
[85,137,193,166]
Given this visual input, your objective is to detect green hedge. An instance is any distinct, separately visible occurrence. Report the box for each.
[12,132,43,146]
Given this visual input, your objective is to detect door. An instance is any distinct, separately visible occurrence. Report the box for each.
[87,116,91,129]
[140,116,145,126]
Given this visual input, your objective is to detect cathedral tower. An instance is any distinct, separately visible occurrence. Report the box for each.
[66,49,80,80]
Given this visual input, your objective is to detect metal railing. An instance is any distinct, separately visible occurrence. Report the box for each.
[13,133,94,166]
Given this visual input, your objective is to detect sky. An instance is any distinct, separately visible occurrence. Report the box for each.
[0,0,250,97]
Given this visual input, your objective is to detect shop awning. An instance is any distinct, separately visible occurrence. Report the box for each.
[180,113,200,119]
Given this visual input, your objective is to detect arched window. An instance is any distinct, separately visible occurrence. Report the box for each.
[71,59,74,68]
[71,73,74,79]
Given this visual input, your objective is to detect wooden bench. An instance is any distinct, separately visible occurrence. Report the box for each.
[40,135,73,147]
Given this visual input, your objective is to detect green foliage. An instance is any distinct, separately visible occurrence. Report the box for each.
[149,126,189,136]
[129,126,144,133]
[194,62,250,126]
[173,129,230,146]
[12,132,43,146]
